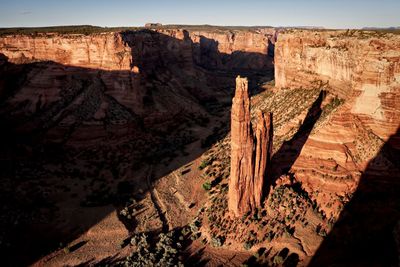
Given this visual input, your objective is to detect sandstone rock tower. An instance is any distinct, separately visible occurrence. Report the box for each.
[228,76,273,216]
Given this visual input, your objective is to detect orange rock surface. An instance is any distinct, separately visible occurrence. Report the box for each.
[229,76,273,216]
[0,32,132,70]
[254,111,273,207]
[275,30,400,141]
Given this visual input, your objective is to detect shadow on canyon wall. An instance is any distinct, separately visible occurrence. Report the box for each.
[270,90,326,186]
[0,29,274,266]
[309,127,400,267]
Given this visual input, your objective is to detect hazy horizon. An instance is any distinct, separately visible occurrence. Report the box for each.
[0,0,399,29]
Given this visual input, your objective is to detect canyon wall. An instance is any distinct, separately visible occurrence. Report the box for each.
[0,28,274,162]
[0,28,274,118]
[0,28,274,73]
[275,30,400,141]
[156,29,274,71]
[0,33,132,70]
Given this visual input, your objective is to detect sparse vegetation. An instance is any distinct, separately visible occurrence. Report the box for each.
[118,231,184,267]
[273,255,284,265]
[202,182,212,191]
[211,235,225,247]
[243,241,253,250]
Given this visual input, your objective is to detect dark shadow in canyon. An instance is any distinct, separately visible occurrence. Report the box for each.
[308,127,400,266]
[0,29,274,266]
[269,90,326,187]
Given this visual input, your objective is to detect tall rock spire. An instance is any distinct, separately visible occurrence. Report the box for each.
[253,111,273,207]
[228,76,273,216]
[229,76,254,216]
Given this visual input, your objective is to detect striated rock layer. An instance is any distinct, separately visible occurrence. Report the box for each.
[229,76,273,216]
[0,33,132,70]
[0,28,275,73]
[273,29,400,265]
[275,30,400,142]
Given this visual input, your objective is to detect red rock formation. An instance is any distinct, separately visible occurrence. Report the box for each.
[254,111,273,207]
[0,28,275,74]
[157,28,275,71]
[275,29,400,141]
[229,76,254,216]
[0,33,132,70]
[273,29,400,226]
[229,76,273,216]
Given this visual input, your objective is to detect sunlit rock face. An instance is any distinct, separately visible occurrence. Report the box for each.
[253,111,273,207]
[229,76,255,216]
[229,76,273,216]
[274,30,400,142]
[0,33,132,70]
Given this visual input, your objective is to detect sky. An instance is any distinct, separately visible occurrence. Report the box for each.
[0,0,399,29]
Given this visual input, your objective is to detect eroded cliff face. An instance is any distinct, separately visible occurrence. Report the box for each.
[275,30,400,141]
[0,33,132,70]
[0,28,274,73]
[272,30,400,265]
[0,29,274,120]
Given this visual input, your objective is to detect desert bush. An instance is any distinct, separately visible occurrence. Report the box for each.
[120,232,184,267]
[202,182,212,191]
[211,235,225,247]
[243,241,253,250]
[63,247,70,254]
[273,255,284,265]
[198,157,213,170]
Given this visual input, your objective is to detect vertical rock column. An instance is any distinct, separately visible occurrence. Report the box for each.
[228,76,254,216]
[253,111,273,207]
[228,76,273,216]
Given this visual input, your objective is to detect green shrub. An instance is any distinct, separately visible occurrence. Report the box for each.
[63,247,70,254]
[198,158,212,170]
[273,255,284,265]
[202,182,212,191]
[211,236,225,247]
[243,241,253,250]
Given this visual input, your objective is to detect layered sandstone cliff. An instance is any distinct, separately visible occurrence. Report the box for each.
[0,29,275,119]
[0,32,132,70]
[0,28,274,73]
[158,28,274,71]
[229,76,273,216]
[272,30,400,265]
[275,30,400,141]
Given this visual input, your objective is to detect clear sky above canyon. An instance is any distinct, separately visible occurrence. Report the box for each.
[0,0,399,29]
